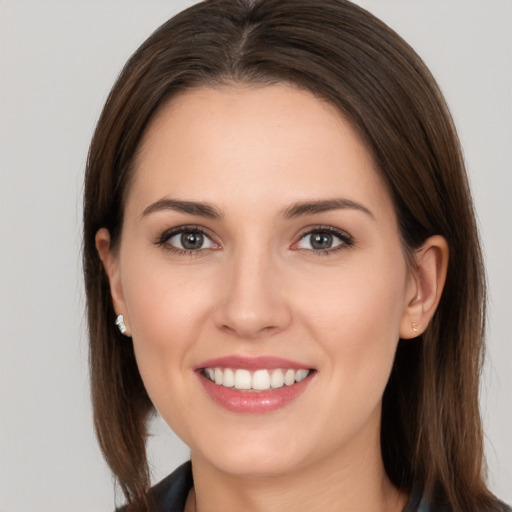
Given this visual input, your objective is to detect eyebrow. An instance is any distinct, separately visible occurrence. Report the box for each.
[141,197,374,221]
[141,198,223,219]
[281,198,375,220]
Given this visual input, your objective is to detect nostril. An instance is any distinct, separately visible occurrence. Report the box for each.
[218,322,280,339]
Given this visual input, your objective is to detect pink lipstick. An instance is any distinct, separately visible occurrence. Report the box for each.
[196,356,315,413]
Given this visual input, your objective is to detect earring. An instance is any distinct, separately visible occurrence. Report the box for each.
[411,322,419,333]
[115,314,127,335]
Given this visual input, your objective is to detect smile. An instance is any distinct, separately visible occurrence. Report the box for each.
[203,367,311,391]
[197,356,316,413]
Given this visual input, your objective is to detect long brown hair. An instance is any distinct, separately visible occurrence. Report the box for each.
[83,1,504,510]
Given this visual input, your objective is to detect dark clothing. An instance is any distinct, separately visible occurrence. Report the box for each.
[150,461,194,512]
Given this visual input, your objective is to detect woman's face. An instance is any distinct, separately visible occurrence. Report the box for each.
[105,84,417,477]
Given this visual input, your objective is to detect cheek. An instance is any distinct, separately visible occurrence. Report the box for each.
[291,258,407,451]
[300,252,407,390]
[123,248,212,333]
[119,251,216,396]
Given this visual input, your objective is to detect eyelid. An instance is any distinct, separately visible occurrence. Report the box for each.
[291,225,354,252]
[154,225,220,254]
[153,224,353,255]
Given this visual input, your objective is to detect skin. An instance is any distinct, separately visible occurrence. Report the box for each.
[97,84,448,512]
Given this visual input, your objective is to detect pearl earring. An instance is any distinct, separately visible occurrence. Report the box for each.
[115,315,127,335]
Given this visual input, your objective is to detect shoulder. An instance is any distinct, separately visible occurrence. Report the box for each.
[115,462,193,512]
[151,461,194,512]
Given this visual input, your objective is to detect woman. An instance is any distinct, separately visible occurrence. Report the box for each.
[83,0,510,511]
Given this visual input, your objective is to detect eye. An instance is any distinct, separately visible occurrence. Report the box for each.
[293,227,353,253]
[156,227,218,253]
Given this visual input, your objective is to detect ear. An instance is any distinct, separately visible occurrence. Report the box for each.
[95,228,131,336]
[400,235,449,339]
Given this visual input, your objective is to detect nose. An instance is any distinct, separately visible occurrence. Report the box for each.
[212,246,292,340]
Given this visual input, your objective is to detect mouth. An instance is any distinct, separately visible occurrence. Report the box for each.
[196,356,316,413]
[201,367,312,391]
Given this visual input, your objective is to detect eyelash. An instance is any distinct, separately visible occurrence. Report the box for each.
[154,225,219,256]
[154,225,354,256]
[293,225,354,255]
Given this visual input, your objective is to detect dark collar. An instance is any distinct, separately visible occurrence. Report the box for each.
[151,461,193,512]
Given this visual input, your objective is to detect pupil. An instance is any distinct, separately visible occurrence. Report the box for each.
[181,232,204,250]
[311,232,332,250]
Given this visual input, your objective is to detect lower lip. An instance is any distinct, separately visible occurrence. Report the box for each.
[198,372,313,413]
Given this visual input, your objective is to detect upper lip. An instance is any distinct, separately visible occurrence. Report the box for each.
[196,355,313,371]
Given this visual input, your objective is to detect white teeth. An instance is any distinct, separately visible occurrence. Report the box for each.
[296,369,309,383]
[223,368,235,388]
[284,369,295,386]
[270,368,285,389]
[204,367,311,391]
[252,369,271,391]
[234,369,252,390]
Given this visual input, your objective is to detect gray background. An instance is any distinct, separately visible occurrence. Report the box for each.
[0,1,510,510]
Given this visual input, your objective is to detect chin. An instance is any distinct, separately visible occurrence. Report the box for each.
[201,449,304,478]
[187,425,314,478]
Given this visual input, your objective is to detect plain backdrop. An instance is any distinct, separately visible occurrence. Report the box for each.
[0,1,510,510]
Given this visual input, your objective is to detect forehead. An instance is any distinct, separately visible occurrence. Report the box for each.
[128,84,393,218]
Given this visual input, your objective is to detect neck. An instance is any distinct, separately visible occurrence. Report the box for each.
[187,421,407,512]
